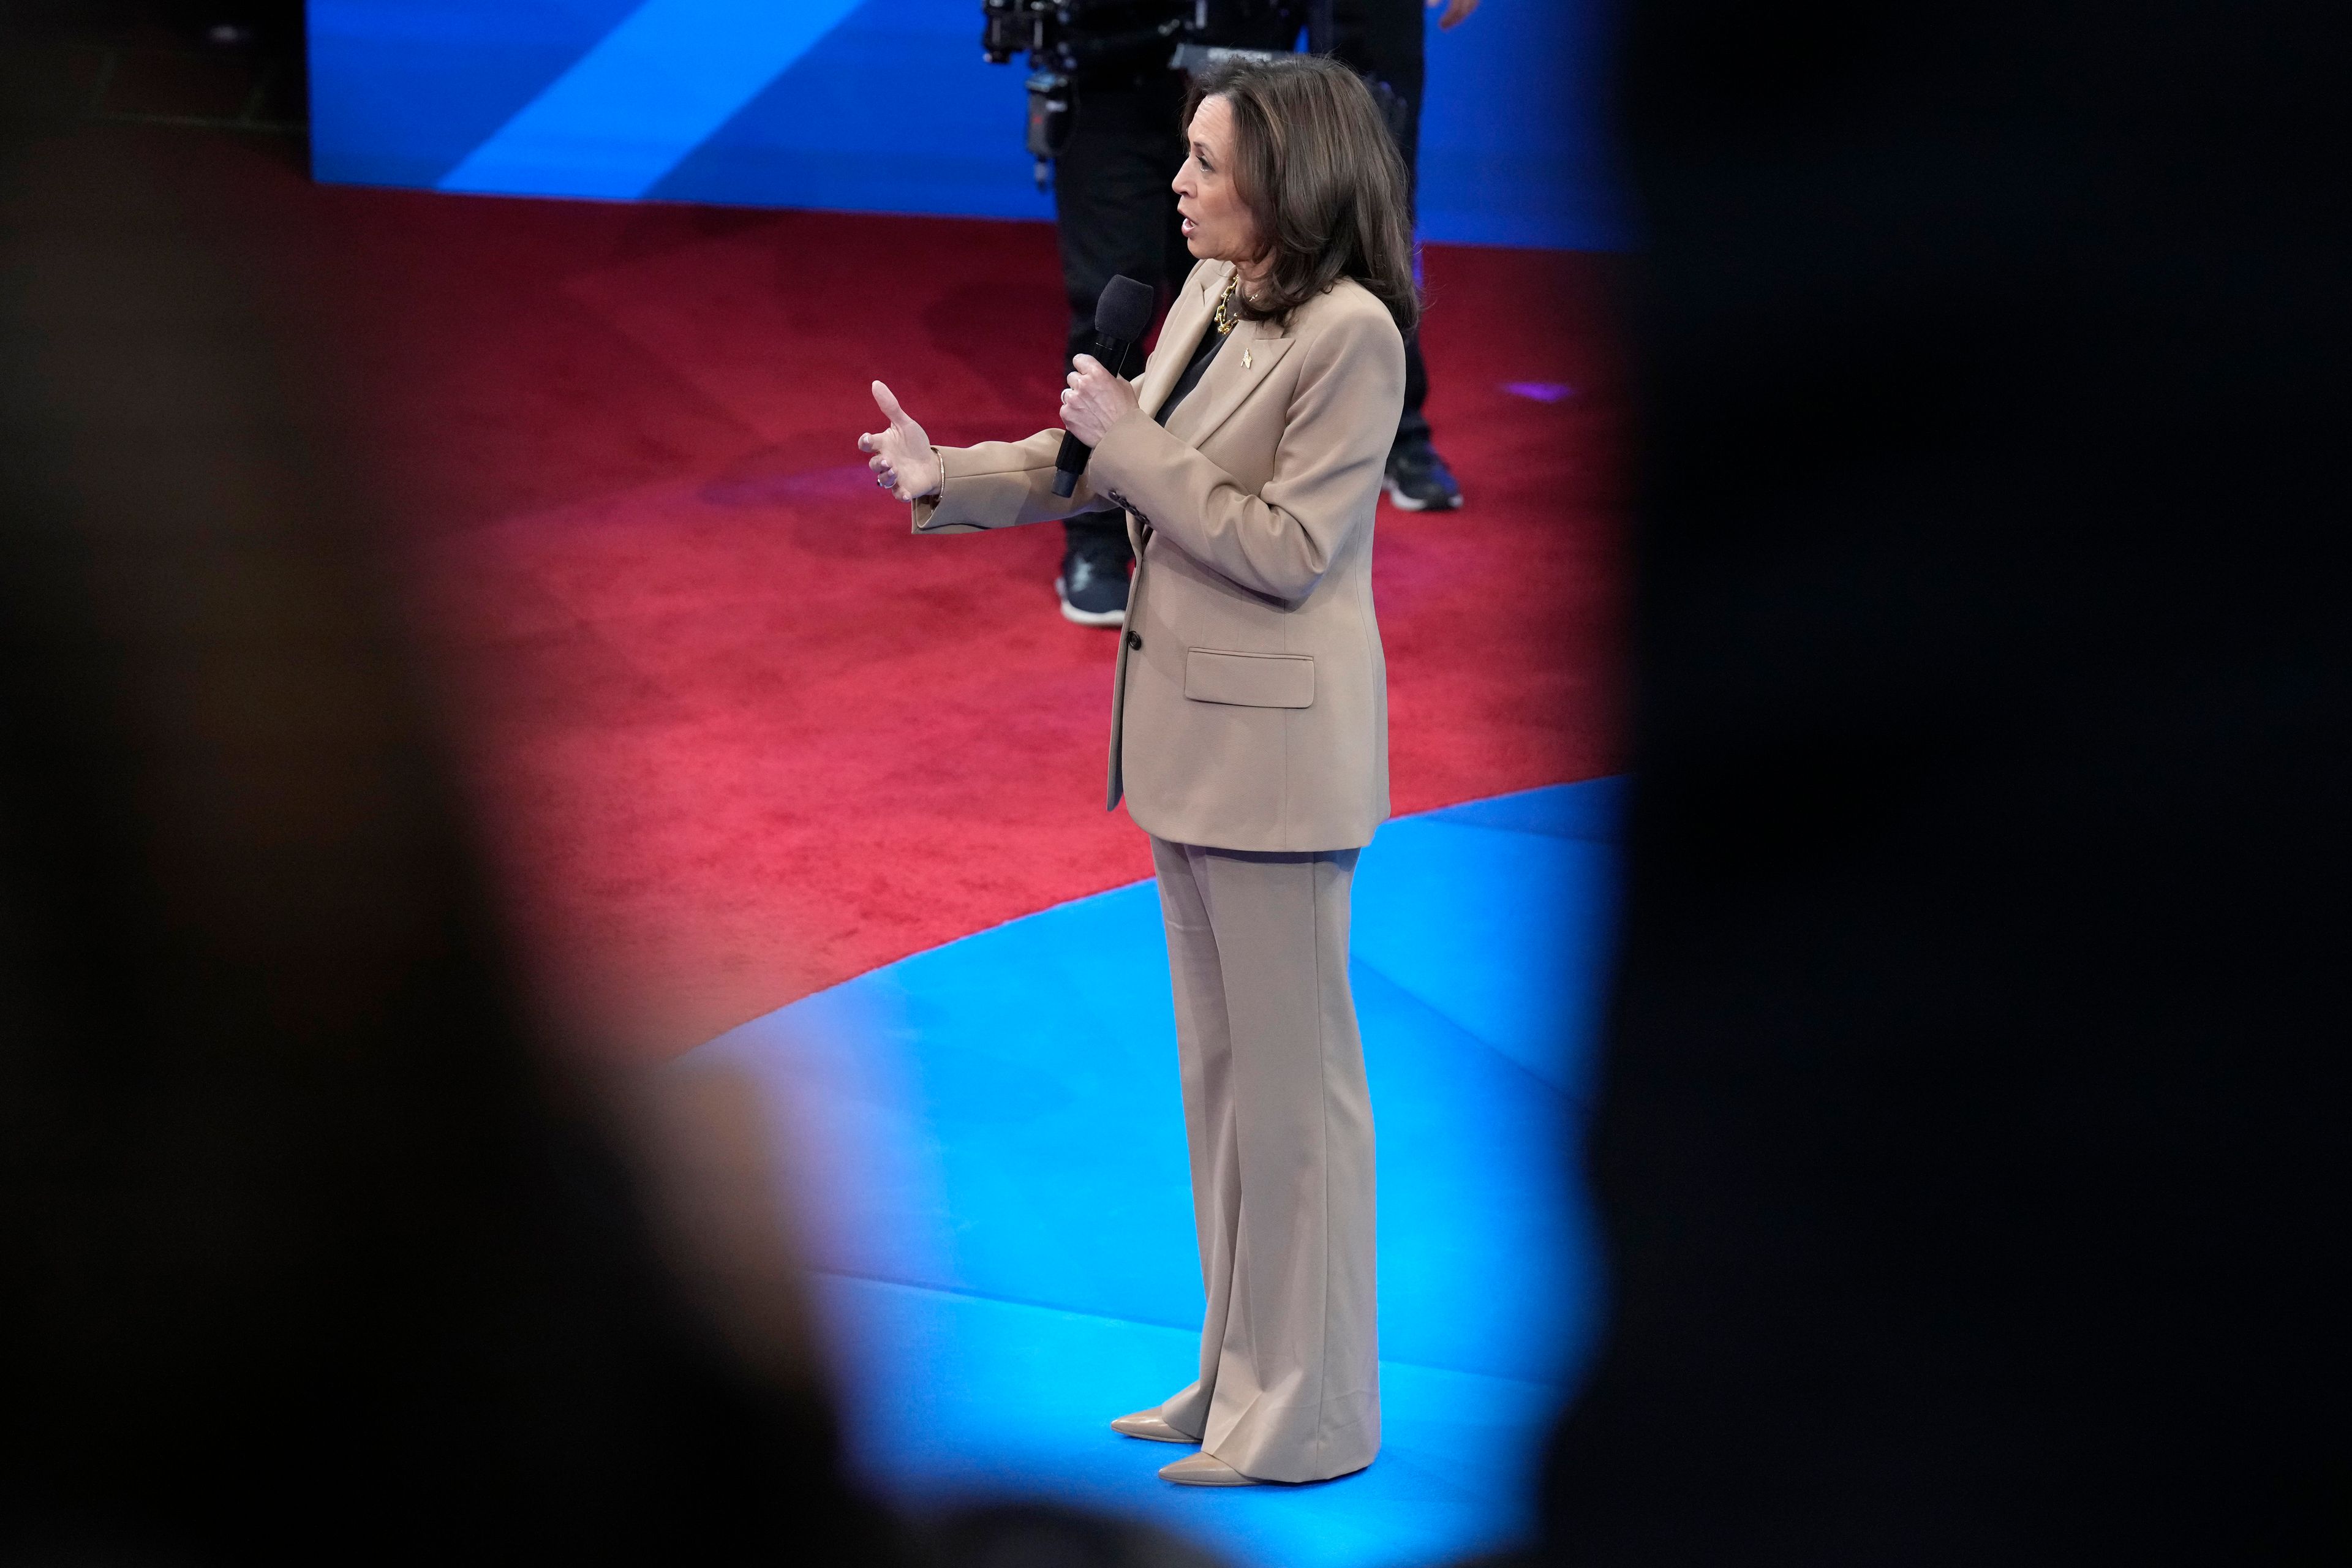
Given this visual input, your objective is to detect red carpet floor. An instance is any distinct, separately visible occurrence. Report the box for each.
[190,144,1624,1060]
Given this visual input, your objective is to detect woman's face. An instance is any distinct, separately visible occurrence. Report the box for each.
[1172,95,1262,270]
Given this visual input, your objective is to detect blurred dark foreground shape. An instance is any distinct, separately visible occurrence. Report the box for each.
[9,0,2343,1561]
[0,81,871,1568]
[0,62,1227,1568]
[1526,0,2346,1562]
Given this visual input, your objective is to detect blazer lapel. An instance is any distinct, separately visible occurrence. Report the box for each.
[1139,263,1224,419]
[1164,314,1294,450]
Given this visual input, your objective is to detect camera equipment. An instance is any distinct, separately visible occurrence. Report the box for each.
[983,1,1305,187]
[1168,0,1411,150]
[1023,69,1073,185]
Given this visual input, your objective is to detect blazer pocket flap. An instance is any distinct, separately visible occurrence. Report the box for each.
[1183,649,1314,709]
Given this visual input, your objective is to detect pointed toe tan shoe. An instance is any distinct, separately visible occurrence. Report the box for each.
[1110,1407,1200,1444]
[1158,1452,1258,1487]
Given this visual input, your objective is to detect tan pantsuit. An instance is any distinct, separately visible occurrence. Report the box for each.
[912,261,1404,1480]
[1148,837,1379,1482]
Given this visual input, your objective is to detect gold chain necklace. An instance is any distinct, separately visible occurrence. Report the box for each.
[1212,274,1242,336]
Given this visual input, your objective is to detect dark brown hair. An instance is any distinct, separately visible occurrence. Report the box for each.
[1183,54,1420,334]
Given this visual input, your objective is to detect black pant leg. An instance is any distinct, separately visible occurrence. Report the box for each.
[1332,0,1425,190]
[1332,0,1431,440]
[1398,336,1431,445]
[1052,73,1188,556]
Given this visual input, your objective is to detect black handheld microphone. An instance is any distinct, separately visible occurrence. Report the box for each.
[1054,274,1157,498]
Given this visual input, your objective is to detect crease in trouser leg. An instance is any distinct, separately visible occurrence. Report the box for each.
[1151,840,1377,1483]
[1152,837,1235,1444]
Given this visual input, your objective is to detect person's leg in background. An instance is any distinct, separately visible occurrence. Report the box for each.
[1335,0,1464,511]
[1049,69,1188,626]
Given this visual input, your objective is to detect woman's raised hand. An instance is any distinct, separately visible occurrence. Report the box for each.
[858,380,941,502]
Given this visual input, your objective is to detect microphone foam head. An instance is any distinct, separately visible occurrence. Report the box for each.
[1096,274,1157,342]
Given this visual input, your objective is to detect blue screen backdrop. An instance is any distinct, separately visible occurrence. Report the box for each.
[309,0,1622,249]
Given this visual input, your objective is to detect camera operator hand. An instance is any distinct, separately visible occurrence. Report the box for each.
[858,380,941,502]
[1059,353,1142,448]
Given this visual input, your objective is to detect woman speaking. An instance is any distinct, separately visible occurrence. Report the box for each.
[858,55,1413,1488]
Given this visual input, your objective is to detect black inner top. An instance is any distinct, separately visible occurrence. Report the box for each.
[1152,322,1229,428]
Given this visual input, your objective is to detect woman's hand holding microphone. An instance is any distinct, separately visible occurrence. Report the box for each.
[1058,353,1140,447]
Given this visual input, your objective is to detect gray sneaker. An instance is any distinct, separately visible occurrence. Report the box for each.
[1055,534,1131,627]
[1384,436,1464,511]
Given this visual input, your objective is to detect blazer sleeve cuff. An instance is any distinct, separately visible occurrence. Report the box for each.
[1088,410,1194,519]
[913,442,1043,534]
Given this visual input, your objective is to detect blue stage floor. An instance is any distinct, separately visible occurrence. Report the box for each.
[682,780,1622,1566]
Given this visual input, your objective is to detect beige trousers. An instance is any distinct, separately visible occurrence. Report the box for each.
[1147,835,1380,1483]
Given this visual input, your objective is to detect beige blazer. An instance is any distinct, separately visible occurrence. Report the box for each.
[912,259,1405,851]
